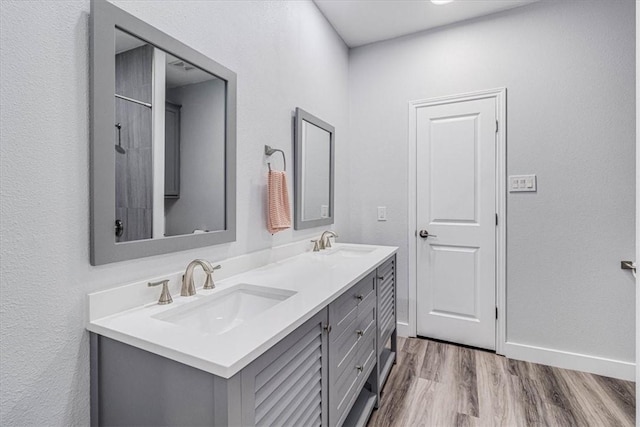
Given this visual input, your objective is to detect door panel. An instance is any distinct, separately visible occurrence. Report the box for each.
[431,245,479,320]
[430,114,478,223]
[416,97,496,350]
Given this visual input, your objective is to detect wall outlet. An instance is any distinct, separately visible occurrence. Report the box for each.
[509,175,537,192]
[377,206,387,221]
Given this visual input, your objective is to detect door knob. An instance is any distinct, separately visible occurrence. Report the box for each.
[419,230,437,238]
[621,261,636,271]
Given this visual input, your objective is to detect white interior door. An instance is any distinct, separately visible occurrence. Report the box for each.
[416,96,497,351]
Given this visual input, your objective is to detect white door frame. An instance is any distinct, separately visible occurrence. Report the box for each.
[634,1,639,421]
[408,88,507,355]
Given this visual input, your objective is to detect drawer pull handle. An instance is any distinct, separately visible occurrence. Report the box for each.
[356,329,364,337]
[356,294,363,301]
[356,365,363,372]
[377,275,384,280]
[323,324,332,333]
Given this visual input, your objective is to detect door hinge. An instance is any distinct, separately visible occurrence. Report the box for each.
[495,213,498,226]
[495,120,499,133]
[495,307,498,319]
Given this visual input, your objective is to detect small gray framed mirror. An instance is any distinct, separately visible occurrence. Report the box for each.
[90,0,236,265]
[294,108,335,230]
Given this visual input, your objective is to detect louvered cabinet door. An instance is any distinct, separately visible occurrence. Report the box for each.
[241,308,329,427]
[377,256,396,352]
[376,255,397,394]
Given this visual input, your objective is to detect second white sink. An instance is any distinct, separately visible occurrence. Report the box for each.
[154,284,296,336]
[321,245,376,258]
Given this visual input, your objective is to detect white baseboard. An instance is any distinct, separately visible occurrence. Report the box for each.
[504,341,635,381]
[396,321,413,338]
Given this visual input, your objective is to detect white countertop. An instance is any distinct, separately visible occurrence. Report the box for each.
[87,243,397,378]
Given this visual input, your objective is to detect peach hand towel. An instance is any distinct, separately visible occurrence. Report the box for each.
[267,170,292,234]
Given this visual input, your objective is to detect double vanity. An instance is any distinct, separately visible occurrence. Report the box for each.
[88,242,397,426]
[87,2,394,425]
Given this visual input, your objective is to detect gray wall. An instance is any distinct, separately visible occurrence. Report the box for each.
[165,79,226,236]
[347,0,635,362]
[636,3,640,411]
[0,0,348,425]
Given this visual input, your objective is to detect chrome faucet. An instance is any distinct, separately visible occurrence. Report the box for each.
[319,230,338,250]
[181,259,221,296]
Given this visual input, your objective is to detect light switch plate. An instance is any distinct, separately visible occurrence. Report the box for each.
[377,206,387,221]
[509,175,537,192]
[320,205,329,218]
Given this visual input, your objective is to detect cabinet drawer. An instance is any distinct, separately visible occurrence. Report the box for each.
[334,296,376,380]
[335,325,377,427]
[334,346,359,413]
[330,271,376,339]
[355,328,376,387]
[333,315,360,378]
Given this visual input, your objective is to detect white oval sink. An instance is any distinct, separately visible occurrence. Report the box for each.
[153,284,296,336]
[321,246,376,258]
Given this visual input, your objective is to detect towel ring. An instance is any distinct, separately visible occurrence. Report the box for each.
[265,145,286,171]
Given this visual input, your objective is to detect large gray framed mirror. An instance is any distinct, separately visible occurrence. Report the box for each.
[294,108,335,230]
[90,0,236,265]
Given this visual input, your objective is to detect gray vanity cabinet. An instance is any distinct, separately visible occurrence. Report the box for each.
[91,255,397,427]
[91,309,328,427]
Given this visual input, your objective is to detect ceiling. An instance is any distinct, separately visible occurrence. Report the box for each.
[116,30,217,88]
[313,0,539,48]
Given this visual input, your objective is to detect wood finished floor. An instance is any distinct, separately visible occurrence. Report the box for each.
[368,337,636,427]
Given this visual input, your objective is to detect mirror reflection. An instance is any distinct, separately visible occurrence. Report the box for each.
[301,121,331,221]
[114,30,226,242]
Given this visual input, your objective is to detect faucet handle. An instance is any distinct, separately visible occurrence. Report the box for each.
[324,235,334,249]
[311,239,321,252]
[148,279,173,305]
[203,265,222,290]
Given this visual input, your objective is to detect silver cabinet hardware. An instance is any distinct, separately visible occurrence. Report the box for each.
[355,365,363,372]
[355,294,363,301]
[621,261,636,272]
[115,219,124,237]
[377,275,384,280]
[419,230,437,238]
[356,329,364,337]
[323,324,332,333]
[148,279,172,305]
